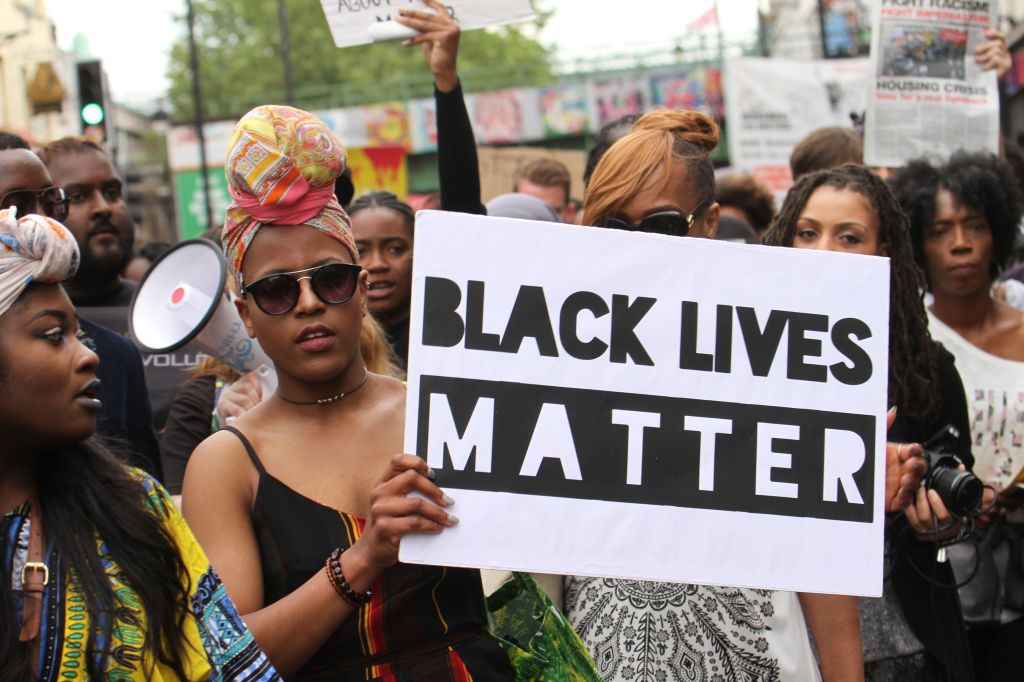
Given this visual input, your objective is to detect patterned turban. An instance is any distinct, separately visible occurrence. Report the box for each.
[221,105,358,284]
[0,207,79,317]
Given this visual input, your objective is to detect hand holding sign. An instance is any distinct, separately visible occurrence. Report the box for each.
[397,0,461,92]
[884,407,927,513]
[975,27,1011,80]
[319,0,535,49]
[350,453,457,575]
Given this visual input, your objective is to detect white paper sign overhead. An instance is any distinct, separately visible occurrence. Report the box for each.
[400,211,891,597]
[320,0,536,48]
[724,57,871,195]
[864,0,999,166]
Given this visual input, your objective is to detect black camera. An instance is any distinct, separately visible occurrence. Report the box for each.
[922,424,983,517]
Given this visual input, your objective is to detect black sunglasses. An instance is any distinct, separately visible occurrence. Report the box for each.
[1,186,69,222]
[597,199,709,237]
[240,263,363,316]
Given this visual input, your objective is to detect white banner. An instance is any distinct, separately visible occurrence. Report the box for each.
[724,57,871,194]
[864,0,999,166]
[319,0,535,49]
[400,211,891,597]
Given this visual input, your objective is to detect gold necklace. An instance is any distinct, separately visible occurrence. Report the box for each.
[275,367,369,405]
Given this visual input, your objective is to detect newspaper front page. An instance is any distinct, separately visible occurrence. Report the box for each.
[864,0,999,166]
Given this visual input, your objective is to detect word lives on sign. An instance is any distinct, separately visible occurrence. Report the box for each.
[400,212,891,597]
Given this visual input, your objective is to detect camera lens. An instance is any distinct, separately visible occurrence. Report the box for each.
[929,466,983,516]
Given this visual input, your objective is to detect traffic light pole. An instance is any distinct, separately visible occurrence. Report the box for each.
[186,0,214,235]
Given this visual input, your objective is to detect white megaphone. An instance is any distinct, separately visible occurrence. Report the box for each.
[128,238,277,399]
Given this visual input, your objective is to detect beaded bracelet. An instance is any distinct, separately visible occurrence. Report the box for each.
[324,547,372,607]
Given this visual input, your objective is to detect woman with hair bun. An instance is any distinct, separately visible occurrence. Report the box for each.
[568,109,924,682]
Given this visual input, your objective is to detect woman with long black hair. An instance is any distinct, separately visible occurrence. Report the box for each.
[0,208,278,680]
[763,164,976,681]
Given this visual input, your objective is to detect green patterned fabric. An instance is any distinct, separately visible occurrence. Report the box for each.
[486,573,602,682]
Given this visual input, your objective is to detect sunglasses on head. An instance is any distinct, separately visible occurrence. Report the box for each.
[240,262,363,316]
[1,186,69,222]
[597,199,709,237]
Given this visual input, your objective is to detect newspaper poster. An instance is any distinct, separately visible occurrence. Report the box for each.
[400,211,890,597]
[724,57,870,196]
[320,0,535,48]
[864,0,999,166]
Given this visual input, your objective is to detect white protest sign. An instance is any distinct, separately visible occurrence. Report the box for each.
[724,57,870,195]
[319,0,535,48]
[400,211,890,597]
[863,0,999,166]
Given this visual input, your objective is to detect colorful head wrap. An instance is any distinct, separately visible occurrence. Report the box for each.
[0,207,79,317]
[221,105,358,284]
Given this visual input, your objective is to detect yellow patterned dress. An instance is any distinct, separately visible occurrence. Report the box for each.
[3,470,280,681]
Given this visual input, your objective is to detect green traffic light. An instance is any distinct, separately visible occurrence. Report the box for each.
[81,102,104,126]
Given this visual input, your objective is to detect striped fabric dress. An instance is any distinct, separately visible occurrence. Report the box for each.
[227,427,512,681]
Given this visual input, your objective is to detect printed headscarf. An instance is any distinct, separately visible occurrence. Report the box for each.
[221,105,358,285]
[0,207,79,317]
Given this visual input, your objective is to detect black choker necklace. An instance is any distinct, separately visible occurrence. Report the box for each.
[276,368,369,406]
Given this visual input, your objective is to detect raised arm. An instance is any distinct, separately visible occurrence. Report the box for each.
[182,435,454,677]
[398,0,485,214]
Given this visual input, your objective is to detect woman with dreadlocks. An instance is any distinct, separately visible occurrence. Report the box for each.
[567,110,929,682]
[763,163,975,681]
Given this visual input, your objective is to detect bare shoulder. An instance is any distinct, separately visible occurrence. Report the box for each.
[183,428,257,497]
[360,373,407,417]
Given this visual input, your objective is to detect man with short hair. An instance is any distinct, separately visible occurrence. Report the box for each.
[513,158,574,223]
[40,136,136,306]
[0,132,160,477]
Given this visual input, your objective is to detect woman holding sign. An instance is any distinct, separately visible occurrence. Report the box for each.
[763,164,976,681]
[570,110,926,682]
[181,106,513,680]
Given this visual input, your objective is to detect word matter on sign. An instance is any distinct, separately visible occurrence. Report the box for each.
[418,375,875,523]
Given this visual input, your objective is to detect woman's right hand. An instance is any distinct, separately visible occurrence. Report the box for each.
[349,454,457,576]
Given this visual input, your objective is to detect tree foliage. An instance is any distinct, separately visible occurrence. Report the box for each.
[168,0,553,121]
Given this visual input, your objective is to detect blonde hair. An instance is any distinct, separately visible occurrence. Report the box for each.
[582,110,719,227]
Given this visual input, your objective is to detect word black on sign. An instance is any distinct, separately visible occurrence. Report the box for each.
[418,375,875,523]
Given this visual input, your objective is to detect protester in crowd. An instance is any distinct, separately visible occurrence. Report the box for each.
[156,239,401,499]
[891,151,1024,682]
[582,114,639,189]
[0,132,160,477]
[513,157,575,222]
[485,192,562,222]
[123,240,171,283]
[573,108,926,682]
[764,164,975,681]
[713,213,760,243]
[0,208,278,680]
[348,191,416,368]
[790,126,863,181]
[38,137,137,307]
[161,308,399,497]
[334,166,355,208]
[181,104,512,680]
[39,135,183,429]
[715,172,776,237]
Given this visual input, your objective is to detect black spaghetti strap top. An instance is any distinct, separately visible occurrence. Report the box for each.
[221,427,511,681]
